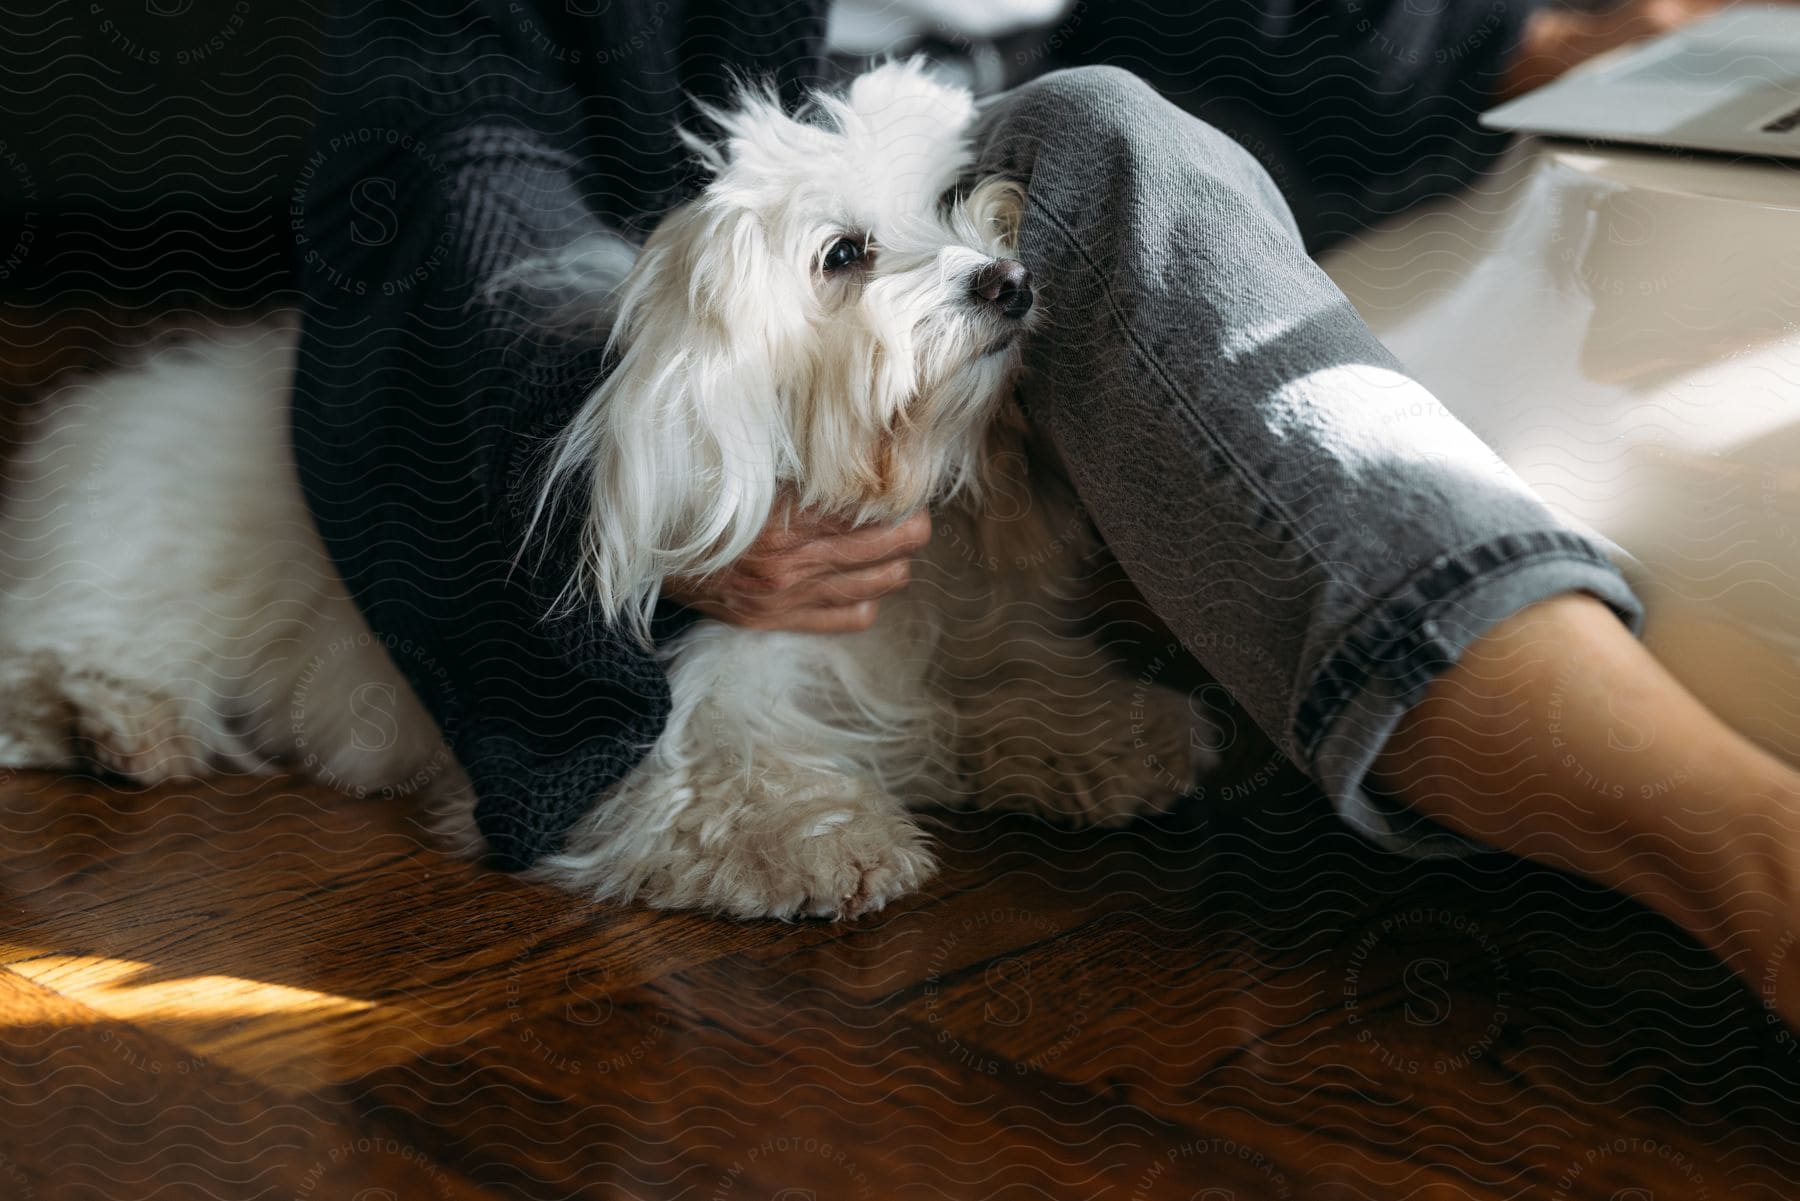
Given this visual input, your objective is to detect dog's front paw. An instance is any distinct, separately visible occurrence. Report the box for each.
[0,649,78,772]
[545,773,936,921]
[651,781,935,920]
[62,671,217,783]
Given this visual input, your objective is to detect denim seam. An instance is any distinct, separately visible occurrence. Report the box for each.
[1295,528,1627,762]
[1023,196,1324,559]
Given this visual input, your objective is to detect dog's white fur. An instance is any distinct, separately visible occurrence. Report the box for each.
[0,63,1213,919]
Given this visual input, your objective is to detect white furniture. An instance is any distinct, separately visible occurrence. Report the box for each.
[826,0,1071,54]
[1322,142,1800,762]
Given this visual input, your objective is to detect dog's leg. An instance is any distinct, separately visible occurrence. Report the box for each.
[0,647,227,784]
[926,417,1220,826]
[61,669,223,783]
[548,763,935,919]
[940,636,1217,827]
[534,620,941,919]
[0,649,77,772]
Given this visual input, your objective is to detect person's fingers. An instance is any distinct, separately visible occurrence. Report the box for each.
[792,557,913,606]
[751,506,838,552]
[720,600,881,634]
[667,509,930,631]
[733,510,930,593]
[892,509,935,553]
[734,544,916,607]
[780,601,882,633]
[715,558,906,618]
[727,555,829,600]
[793,509,933,570]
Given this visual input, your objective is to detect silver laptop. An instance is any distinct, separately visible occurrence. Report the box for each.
[1482,6,1800,160]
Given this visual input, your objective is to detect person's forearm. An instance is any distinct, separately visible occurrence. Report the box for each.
[1500,1,1727,101]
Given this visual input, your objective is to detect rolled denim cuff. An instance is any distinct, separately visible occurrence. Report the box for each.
[1302,530,1646,858]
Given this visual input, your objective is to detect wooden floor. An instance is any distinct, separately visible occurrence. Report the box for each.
[4,308,1799,1198]
[10,306,1800,1195]
[2,757,1798,1201]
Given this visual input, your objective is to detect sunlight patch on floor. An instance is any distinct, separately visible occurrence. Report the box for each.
[5,954,414,1091]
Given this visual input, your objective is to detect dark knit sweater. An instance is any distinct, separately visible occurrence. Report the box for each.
[290,0,833,868]
[290,0,1535,869]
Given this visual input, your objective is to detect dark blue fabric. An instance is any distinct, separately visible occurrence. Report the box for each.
[290,0,831,869]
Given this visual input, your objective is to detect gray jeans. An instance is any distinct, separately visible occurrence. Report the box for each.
[975,66,1643,853]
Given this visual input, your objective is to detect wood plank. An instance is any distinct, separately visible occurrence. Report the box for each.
[0,967,499,1201]
[0,771,849,1092]
[3,764,1797,1199]
[874,850,1800,1199]
[338,960,1262,1201]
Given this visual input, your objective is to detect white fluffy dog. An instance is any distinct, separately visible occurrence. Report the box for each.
[0,63,1214,918]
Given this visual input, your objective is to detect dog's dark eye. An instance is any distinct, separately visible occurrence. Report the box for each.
[822,237,864,272]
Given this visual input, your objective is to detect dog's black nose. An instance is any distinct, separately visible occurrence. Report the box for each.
[971,259,1034,320]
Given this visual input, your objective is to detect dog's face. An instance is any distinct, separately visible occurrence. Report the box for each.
[549,63,1036,628]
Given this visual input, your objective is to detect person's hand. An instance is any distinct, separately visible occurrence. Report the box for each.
[663,502,932,633]
[1501,1,1752,102]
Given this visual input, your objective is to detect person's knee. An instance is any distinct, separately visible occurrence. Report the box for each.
[1005,65,1168,150]
[1024,65,1163,117]
[992,65,1274,197]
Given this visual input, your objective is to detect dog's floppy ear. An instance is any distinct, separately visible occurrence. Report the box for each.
[842,59,977,140]
[534,202,791,639]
